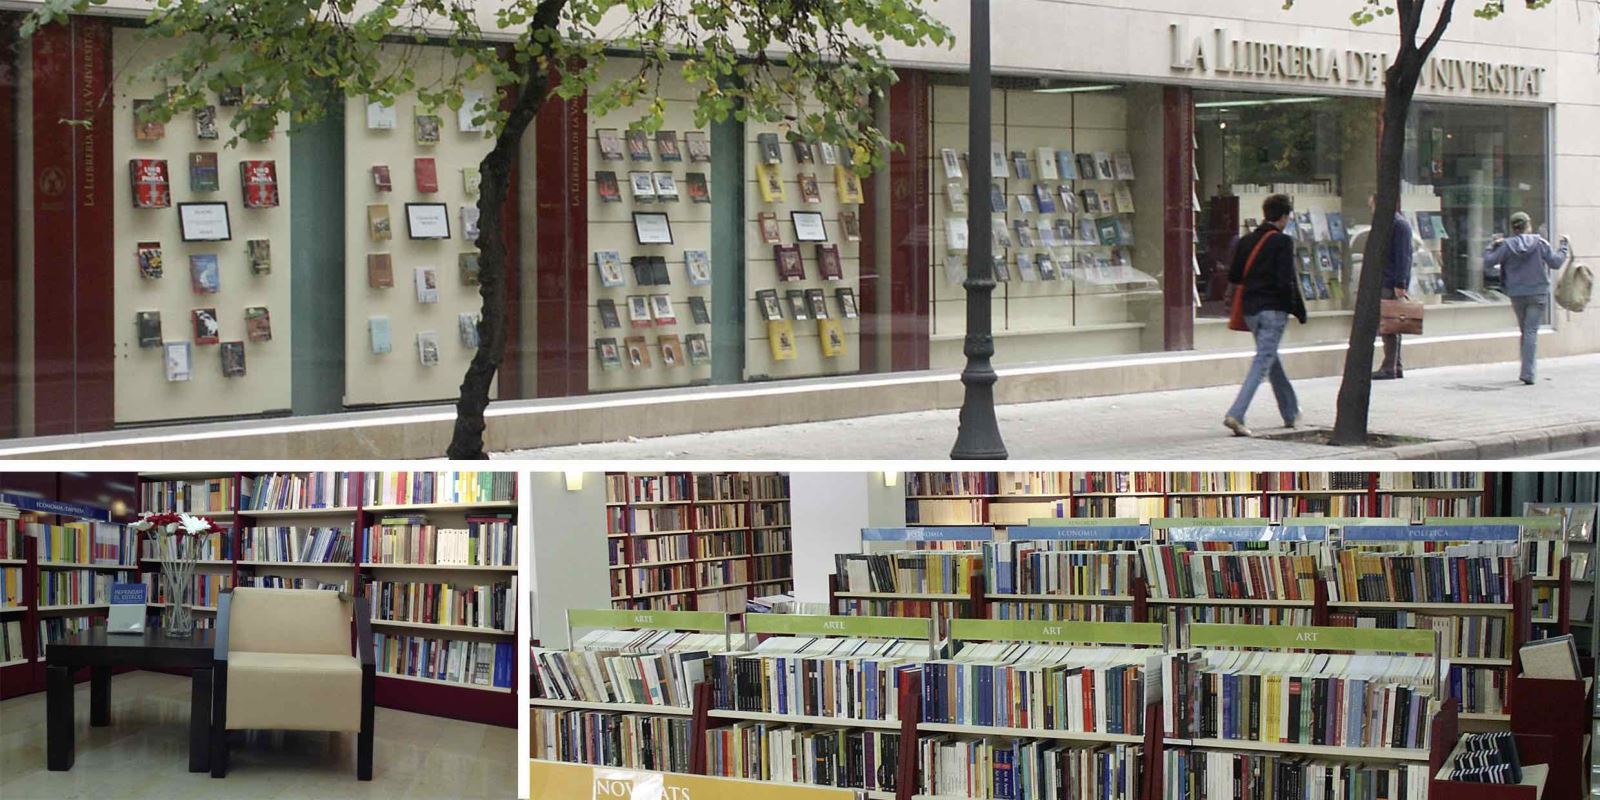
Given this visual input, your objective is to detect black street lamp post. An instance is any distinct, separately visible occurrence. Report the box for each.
[950,0,1008,460]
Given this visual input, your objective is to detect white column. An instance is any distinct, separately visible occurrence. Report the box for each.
[790,472,906,604]
[527,471,610,648]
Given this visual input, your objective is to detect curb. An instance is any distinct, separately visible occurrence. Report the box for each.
[1336,420,1600,460]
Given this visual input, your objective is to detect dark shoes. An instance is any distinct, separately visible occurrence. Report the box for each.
[1372,370,1403,380]
[1521,377,1535,385]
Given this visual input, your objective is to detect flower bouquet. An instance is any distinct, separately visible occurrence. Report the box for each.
[129,512,223,638]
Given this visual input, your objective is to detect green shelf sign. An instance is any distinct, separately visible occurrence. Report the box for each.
[1283,517,1406,526]
[950,619,1164,646]
[1187,623,1435,653]
[745,613,931,640]
[568,608,728,633]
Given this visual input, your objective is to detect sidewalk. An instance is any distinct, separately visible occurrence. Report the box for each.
[507,354,1600,460]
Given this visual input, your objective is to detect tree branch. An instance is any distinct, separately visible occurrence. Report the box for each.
[1420,0,1458,56]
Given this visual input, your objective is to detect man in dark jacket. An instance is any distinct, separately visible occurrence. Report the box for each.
[1224,193,1307,437]
[1374,196,1414,380]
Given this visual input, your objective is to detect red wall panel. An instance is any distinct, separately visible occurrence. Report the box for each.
[887,70,931,372]
[533,75,588,398]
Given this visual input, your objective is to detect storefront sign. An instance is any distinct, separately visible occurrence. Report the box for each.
[530,761,858,800]
[1169,24,1544,98]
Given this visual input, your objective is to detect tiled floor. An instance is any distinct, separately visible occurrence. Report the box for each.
[0,671,516,799]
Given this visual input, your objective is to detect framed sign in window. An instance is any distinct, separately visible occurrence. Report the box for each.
[633,212,674,245]
[791,211,828,243]
[177,202,233,242]
[405,203,452,240]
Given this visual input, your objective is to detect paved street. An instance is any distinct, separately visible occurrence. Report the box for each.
[508,354,1600,460]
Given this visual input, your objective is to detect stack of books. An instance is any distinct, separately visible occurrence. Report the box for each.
[533,709,692,773]
[706,724,900,793]
[241,526,353,563]
[921,738,1140,799]
[368,578,516,631]
[1141,545,1319,601]
[373,632,513,688]
[707,648,918,722]
[984,542,1138,597]
[246,472,358,510]
[834,551,982,595]
[532,646,708,708]
[1163,748,1429,799]
[921,643,1154,735]
[1328,542,1518,603]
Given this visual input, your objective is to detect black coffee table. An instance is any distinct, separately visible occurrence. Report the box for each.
[45,627,214,772]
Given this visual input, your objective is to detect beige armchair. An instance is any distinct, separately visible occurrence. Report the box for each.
[210,587,375,780]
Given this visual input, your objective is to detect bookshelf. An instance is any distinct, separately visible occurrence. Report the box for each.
[605,472,793,613]
[0,492,138,700]
[982,521,1150,623]
[135,470,519,726]
[1523,500,1598,673]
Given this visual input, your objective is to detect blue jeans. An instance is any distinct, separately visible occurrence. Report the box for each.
[1227,310,1298,425]
[1511,295,1545,382]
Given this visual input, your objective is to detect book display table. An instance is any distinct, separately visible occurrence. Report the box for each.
[45,627,215,773]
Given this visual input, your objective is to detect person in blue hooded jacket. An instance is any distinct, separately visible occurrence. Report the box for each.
[1483,211,1570,384]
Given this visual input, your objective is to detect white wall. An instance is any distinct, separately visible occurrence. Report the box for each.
[527,470,609,648]
[790,472,906,604]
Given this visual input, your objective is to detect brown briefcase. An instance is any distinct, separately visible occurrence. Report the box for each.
[1379,299,1424,336]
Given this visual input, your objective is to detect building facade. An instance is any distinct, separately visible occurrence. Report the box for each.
[2,0,1596,452]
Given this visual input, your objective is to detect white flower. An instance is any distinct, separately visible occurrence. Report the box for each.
[178,514,210,535]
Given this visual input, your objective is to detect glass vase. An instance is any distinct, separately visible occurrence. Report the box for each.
[157,537,197,639]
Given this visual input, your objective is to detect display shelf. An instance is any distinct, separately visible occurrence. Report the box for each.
[359,563,517,571]
[1150,597,1316,608]
[368,619,514,636]
[1379,488,1485,495]
[1328,600,1514,612]
[0,605,30,613]
[236,560,357,568]
[920,722,1142,744]
[707,709,902,730]
[1452,657,1514,667]
[1167,737,1429,762]
[364,501,517,512]
[530,697,693,716]
[236,507,361,517]
[0,658,29,669]
[986,593,1135,602]
[612,559,694,569]
[142,559,236,566]
[377,672,513,694]
[0,559,24,565]
[146,603,218,612]
[36,562,136,570]
[36,603,109,612]
[834,591,971,601]
[1460,711,1512,722]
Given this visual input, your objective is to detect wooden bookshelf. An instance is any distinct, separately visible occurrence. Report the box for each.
[134,470,520,726]
[605,472,793,613]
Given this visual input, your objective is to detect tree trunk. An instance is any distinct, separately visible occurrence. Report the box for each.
[445,66,550,459]
[1329,51,1424,446]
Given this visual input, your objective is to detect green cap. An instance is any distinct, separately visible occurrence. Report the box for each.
[1511,212,1531,229]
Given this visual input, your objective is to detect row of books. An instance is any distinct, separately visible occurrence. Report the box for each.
[697,533,749,560]
[697,560,749,589]
[1141,548,1320,601]
[995,472,1072,496]
[37,615,93,656]
[988,601,1135,623]
[985,544,1139,597]
[141,476,243,513]
[1327,545,1517,604]
[921,738,1139,800]
[1163,650,1438,749]
[754,529,790,552]
[372,632,514,688]
[1162,748,1429,800]
[707,651,914,721]
[1,567,20,607]
[1169,471,1262,493]
[707,724,901,792]
[631,564,693,595]
[1377,472,1482,490]
[367,578,516,631]
[695,504,748,529]
[32,522,137,566]
[532,709,692,774]
[632,507,689,534]
[1269,494,1372,519]
[1377,495,1483,521]
[1169,496,1265,518]
[836,598,967,639]
[1449,664,1508,714]
[532,647,708,708]
[0,620,21,662]
[244,472,360,510]
[1068,496,1166,521]
[240,526,354,563]
[834,552,981,595]
[243,575,349,592]
[614,473,693,503]
[693,473,748,502]
[698,587,751,614]
[141,573,234,607]
[1524,538,1567,578]
[38,569,137,606]
[626,533,692,563]
[752,503,790,527]
[752,556,792,583]
[1330,611,1507,661]
[1074,471,1166,494]
[360,516,516,566]
[907,499,987,525]
[1263,472,1370,492]
[906,472,999,497]
[141,532,231,561]
[921,644,1152,734]
[361,471,516,507]
[0,517,18,560]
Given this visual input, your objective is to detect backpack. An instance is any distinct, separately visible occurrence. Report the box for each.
[1555,257,1592,313]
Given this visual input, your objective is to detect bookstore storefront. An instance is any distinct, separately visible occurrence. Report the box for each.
[0,8,1577,444]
